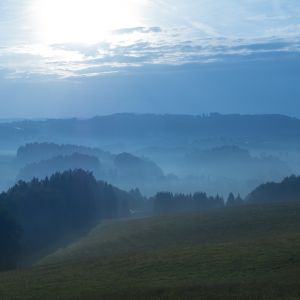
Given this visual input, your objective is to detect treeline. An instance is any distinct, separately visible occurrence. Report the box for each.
[17,142,111,163]
[247,175,300,203]
[0,169,130,270]
[153,175,300,216]
[153,192,243,215]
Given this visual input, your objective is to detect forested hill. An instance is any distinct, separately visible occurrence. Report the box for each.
[1,113,300,146]
[247,175,300,203]
[0,169,131,269]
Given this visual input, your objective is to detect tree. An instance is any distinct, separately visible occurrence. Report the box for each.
[153,192,174,214]
[227,193,243,207]
[226,193,236,207]
[235,194,244,205]
[0,210,22,270]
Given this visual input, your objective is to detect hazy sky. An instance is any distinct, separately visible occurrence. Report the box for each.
[0,0,300,118]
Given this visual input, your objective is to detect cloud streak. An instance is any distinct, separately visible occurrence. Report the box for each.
[0,0,300,79]
[0,27,300,79]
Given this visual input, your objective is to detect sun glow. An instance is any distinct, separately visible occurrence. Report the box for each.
[32,0,146,44]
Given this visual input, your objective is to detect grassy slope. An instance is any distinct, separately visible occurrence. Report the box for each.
[1,203,300,300]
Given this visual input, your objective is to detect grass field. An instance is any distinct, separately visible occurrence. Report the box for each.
[1,202,300,299]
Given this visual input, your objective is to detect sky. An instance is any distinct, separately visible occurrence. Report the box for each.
[0,0,300,118]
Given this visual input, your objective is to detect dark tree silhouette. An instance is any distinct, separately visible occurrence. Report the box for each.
[0,169,130,260]
[247,175,300,203]
[153,191,225,214]
[226,193,244,207]
[0,210,22,270]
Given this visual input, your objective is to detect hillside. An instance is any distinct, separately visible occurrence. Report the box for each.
[1,202,300,299]
[39,202,300,263]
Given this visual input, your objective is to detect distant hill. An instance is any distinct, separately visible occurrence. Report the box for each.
[15,144,166,195]
[17,153,102,182]
[114,152,164,182]
[17,142,112,164]
[2,113,300,147]
[185,145,291,180]
[187,145,251,162]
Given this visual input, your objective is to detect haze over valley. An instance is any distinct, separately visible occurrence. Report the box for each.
[1,1,300,299]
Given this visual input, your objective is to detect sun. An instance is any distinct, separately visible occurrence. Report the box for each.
[32,0,146,44]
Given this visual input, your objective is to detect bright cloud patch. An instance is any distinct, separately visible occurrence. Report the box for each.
[0,28,300,79]
[0,0,300,79]
[31,0,148,44]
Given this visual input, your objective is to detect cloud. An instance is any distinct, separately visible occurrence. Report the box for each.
[0,25,300,79]
[114,27,162,35]
[190,22,219,37]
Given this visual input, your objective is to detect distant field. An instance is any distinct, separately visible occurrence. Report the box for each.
[1,203,300,299]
